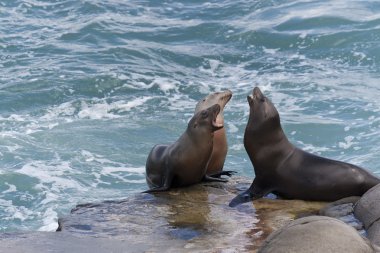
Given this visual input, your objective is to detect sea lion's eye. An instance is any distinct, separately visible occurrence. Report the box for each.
[201,111,208,118]
[260,97,265,102]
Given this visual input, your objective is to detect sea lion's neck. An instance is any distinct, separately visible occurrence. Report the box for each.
[173,130,213,170]
[183,128,214,152]
[245,123,294,170]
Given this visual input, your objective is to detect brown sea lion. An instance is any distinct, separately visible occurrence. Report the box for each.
[229,87,380,207]
[145,104,227,193]
[195,90,232,176]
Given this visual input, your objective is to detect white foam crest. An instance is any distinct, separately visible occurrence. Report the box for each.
[100,166,146,184]
[283,1,380,23]
[0,109,66,134]
[338,136,357,150]
[232,0,380,33]
[126,73,183,94]
[6,143,22,153]
[40,101,76,120]
[167,94,196,112]
[102,166,145,175]
[0,114,26,122]
[16,161,84,193]
[230,144,244,151]
[80,151,145,184]
[74,10,204,34]
[227,123,239,134]
[296,141,331,154]
[0,199,34,222]
[111,97,152,113]
[77,100,121,120]
[77,97,152,120]
[2,183,17,194]
[80,150,124,166]
[38,207,58,232]
[151,77,179,93]
[263,47,280,55]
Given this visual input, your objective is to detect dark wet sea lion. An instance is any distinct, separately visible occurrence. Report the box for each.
[229,87,380,207]
[145,104,227,193]
[195,90,232,175]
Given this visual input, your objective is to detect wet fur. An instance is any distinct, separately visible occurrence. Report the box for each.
[229,87,380,207]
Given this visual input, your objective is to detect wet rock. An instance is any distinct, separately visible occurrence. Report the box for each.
[57,177,326,252]
[319,196,360,218]
[258,216,374,253]
[319,196,364,232]
[354,183,380,249]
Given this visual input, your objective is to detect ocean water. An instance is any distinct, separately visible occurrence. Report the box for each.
[0,0,380,232]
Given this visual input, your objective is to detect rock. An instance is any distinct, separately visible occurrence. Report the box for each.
[0,232,146,253]
[367,221,380,251]
[319,196,364,232]
[258,216,374,253]
[354,183,380,228]
[319,196,360,218]
[56,177,326,252]
[354,183,380,249]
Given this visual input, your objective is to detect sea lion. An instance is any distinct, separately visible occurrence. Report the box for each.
[229,87,380,207]
[145,104,227,193]
[195,90,232,175]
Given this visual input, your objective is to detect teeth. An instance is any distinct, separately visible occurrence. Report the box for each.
[213,121,223,128]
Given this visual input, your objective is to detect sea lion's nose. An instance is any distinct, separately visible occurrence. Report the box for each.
[253,87,263,99]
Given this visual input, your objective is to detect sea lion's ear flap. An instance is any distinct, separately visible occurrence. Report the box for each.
[247,96,253,106]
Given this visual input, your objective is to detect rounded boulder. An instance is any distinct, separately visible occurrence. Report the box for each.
[258,216,373,253]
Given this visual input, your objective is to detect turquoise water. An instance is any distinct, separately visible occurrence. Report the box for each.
[1,0,380,232]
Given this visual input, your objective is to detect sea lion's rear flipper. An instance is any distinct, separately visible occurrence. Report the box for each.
[202,175,228,183]
[142,186,170,193]
[209,170,237,178]
[142,173,173,193]
[229,179,271,207]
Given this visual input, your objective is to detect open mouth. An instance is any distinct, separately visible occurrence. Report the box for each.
[211,105,223,130]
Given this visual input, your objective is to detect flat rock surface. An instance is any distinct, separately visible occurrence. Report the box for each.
[0,177,327,253]
[0,232,141,253]
[57,177,326,252]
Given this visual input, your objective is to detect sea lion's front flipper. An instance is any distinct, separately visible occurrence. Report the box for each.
[209,170,237,178]
[229,179,271,207]
[202,175,228,183]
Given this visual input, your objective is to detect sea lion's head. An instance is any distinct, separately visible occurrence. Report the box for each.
[189,104,223,134]
[195,90,232,125]
[246,87,280,131]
